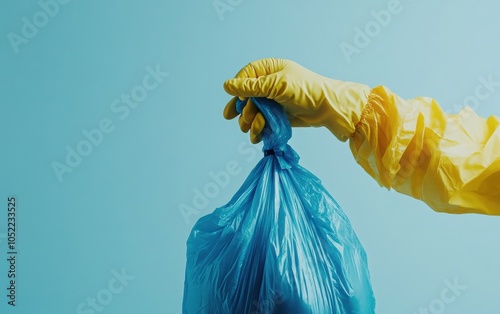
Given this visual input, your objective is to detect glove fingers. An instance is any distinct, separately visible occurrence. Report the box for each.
[242,99,259,124]
[250,112,266,139]
[250,131,262,144]
[224,58,294,144]
[238,115,251,133]
[224,76,274,98]
[223,97,239,120]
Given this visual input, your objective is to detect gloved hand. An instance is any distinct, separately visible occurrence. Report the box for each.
[223,58,372,143]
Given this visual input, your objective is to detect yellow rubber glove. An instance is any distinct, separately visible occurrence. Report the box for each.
[224,58,500,215]
[223,58,371,143]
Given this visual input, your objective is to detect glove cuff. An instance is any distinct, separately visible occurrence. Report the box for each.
[321,79,371,142]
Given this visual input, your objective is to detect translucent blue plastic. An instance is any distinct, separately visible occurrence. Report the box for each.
[182,98,375,313]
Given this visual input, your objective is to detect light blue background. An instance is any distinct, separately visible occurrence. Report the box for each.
[1,0,500,313]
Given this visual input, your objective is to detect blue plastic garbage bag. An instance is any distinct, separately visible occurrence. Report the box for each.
[182,97,375,313]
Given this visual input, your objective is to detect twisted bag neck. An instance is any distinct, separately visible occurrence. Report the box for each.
[236,98,299,169]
